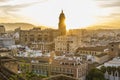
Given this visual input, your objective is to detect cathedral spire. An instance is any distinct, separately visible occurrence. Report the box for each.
[61,10,63,13]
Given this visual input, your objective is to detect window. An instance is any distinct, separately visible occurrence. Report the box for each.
[111,48,114,51]
[32,65,35,68]
[111,44,114,47]
[30,38,34,41]
[25,38,27,41]
[38,38,42,41]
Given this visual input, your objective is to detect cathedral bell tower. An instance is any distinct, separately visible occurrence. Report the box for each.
[58,10,66,35]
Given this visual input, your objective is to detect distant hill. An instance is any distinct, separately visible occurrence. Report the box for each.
[86,25,120,30]
[0,23,47,31]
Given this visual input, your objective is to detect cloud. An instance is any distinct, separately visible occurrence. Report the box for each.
[101,2,120,8]
[97,12,120,18]
[110,13,120,17]
[95,0,120,8]
[0,0,48,16]
[0,0,10,2]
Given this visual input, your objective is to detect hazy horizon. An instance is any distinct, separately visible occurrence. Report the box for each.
[0,0,120,30]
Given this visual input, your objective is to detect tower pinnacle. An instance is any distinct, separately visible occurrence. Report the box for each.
[58,10,66,35]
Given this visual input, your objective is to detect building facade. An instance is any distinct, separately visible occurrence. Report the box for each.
[0,37,15,48]
[108,42,120,58]
[16,55,88,80]
[55,35,78,53]
[19,11,67,51]
[51,56,88,80]
[75,46,107,56]
[0,25,5,35]
[20,27,59,51]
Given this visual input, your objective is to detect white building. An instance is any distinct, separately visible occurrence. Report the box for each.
[0,37,15,48]
[55,35,78,53]
[104,57,120,67]
[103,57,120,80]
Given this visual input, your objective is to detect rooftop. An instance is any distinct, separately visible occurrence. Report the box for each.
[76,46,107,52]
[43,74,78,80]
[104,57,120,67]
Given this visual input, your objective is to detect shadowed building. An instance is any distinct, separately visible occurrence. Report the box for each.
[108,42,120,58]
[0,25,5,36]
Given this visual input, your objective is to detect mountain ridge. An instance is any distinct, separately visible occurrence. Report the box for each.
[0,23,48,31]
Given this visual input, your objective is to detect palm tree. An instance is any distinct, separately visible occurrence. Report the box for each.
[100,66,107,73]
[106,66,112,75]
[116,66,120,76]
[111,66,116,74]
[86,68,105,80]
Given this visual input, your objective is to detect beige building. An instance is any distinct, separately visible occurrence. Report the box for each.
[55,35,78,53]
[20,27,59,51]
[0,25,5,35]
[108,42,120,58]
[94,53,109,64]
[51,56,88,80]
[75,46,107,56]
[19,11,67,52]
[16,55,88,80]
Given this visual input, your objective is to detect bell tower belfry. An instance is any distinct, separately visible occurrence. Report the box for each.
[58,10,66,35]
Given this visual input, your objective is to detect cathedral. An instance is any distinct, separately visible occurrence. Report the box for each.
[19,10,67,51]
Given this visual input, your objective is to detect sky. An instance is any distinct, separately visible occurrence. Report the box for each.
[0,0,120,29]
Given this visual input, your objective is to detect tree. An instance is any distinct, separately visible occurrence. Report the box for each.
[86,68,106,80]
[100,66,107,73]
[25,72,36,80]
[25,72,47,80]
[111,66,116,73]
[106,66,112,74]
[117,66,120,73]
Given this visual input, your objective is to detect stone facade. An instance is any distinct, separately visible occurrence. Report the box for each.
[20,27,59,51]
[19,11,67,51]
[55,35,78,53]
[108,42,120,58]
[0,25,5,35]
[17,55,88,80]
[51,56,88,80]
[75,46,107,56]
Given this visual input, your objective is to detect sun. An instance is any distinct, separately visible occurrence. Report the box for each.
[16,0,103,29]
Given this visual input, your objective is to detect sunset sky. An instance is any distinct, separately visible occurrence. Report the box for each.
[0,0,120,29]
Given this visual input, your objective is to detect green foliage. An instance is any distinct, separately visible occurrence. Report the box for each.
[86,68,106,80]
[111,66,116,73]
[9,75,19,80]
[100,66,107,73]
[117,66,120,73]
[106,66,112,74]
[25,72,36,80]
[25,72,47,80]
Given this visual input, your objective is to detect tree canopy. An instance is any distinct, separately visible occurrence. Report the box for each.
[86,68,106,80]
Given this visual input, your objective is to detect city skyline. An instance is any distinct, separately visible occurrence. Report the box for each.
[0,0,120,30]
